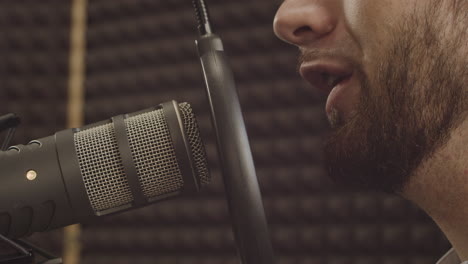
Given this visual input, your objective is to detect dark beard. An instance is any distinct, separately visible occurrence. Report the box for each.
[323,3,467,193]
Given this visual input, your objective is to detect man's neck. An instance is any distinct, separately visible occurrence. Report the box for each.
[403,120,468,260]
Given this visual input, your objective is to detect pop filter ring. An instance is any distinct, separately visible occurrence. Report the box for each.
[193,1,275,263]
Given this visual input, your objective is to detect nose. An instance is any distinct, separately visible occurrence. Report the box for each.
[273,0,338,46]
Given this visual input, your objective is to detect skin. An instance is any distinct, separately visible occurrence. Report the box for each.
[274,0,467,260]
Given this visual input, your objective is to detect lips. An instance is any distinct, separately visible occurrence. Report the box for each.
[299,59,355,115]
[299,60,354,94]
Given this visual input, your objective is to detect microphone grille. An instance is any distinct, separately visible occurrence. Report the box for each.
[125,107,184,200]
[74,103,209,213]
[75,122,132,212]
[178,102,210,186]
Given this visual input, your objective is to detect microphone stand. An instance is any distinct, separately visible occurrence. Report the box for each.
[193,1,275,263]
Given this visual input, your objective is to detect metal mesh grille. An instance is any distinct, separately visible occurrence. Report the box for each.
[74,103,209,213]
[74,123,133,212]
[125,108,183,198]
[178,103,210,185]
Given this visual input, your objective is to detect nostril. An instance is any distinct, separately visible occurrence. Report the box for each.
[293,26,313,37]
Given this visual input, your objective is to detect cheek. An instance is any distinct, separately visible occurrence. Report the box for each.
[342,0,410,36]
[342,0,414,78]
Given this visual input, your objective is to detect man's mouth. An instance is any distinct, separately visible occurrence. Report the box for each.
[299,59,355,115]
[299,60,354,93]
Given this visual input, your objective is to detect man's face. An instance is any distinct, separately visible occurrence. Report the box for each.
[274,0,467,193]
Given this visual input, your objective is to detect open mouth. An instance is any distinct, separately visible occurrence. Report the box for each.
[299,59,354,95]
[323,72,352,89]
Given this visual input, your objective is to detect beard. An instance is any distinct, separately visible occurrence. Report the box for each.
[323,2,467,193]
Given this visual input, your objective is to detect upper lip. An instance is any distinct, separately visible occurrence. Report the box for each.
[299,58,354,94]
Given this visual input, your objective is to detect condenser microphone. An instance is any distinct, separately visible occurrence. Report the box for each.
[0,101,210,239]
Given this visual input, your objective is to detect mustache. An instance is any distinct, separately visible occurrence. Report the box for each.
[297,49,321,73]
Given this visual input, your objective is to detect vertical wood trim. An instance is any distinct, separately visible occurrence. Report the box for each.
[64,0,87,263]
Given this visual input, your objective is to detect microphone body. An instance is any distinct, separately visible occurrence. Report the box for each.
[0,101,209,238]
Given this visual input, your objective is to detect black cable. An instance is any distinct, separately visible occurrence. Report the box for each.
[0,114,20,151]
[1,128,16,151]
[0,234,31,256]
[15,240,58,261]
[0,113,20,132]
[192,0,212,36]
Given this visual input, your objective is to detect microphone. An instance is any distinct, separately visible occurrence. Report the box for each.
[0,101,210,239]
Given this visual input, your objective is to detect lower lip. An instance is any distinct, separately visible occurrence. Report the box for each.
[325,75,353,115]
